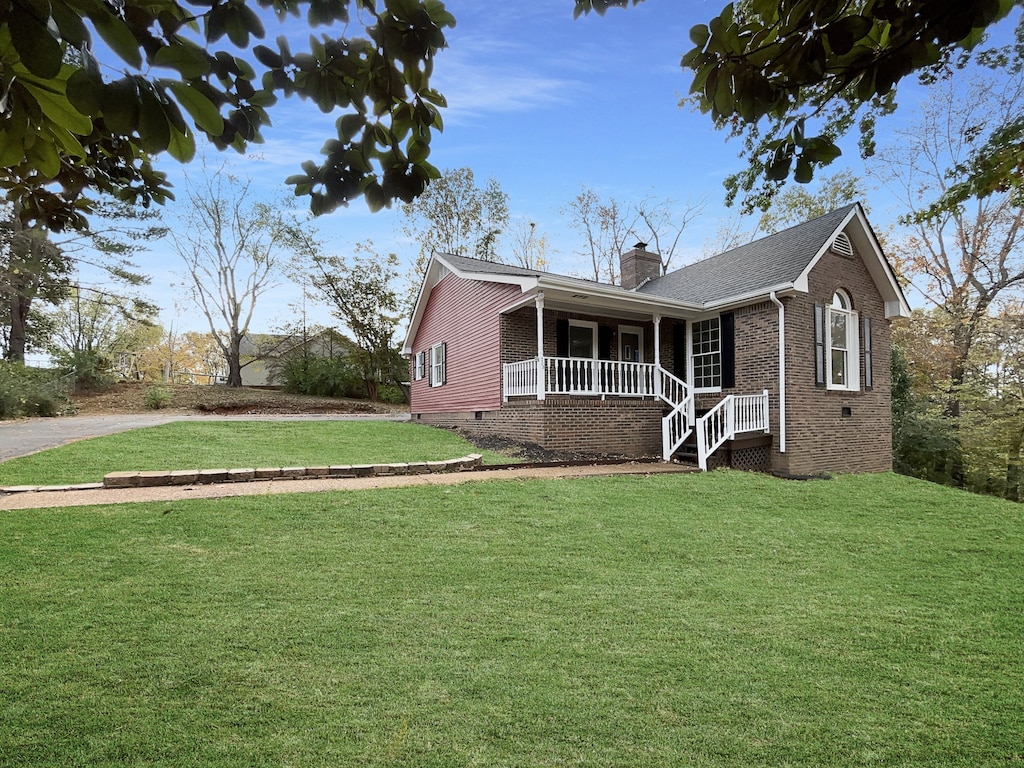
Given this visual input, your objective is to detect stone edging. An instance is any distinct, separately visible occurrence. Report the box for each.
[1,454,484,495]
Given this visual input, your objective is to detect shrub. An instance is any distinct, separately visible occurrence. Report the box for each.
[278,355,365,399]
[0,362,69,419]
[144,386,172,410]
[376,383,407,404]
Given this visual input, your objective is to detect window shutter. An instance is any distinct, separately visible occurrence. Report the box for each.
[673,321,687,381]
[598,325,613,360]
[813,303,826,386]
[862,317,873,389]
[720,311,735,389]
[555,319,569,357]
[427,348,434,386]
[439,342,446,385]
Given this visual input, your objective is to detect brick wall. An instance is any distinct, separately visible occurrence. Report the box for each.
[780,246,894,474]
[420,397,664,457]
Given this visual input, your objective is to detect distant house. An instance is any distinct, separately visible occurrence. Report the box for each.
[240,330,355,387]
[403,203,911,474]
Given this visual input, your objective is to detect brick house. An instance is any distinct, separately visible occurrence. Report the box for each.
[404,203,910,474]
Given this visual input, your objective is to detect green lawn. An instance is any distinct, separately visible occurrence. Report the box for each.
[1,471,1021,766]
[0,421,512,485]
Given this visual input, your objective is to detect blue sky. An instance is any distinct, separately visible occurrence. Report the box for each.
[130,1,764,332]
[117,1,1012,334]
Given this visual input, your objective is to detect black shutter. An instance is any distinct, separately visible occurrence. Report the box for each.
[813,303,826,386]
[598,325,613,360]
[720,312,735,389]
[673,321,687,381]
[440,342,446,385]
[862,317,873,389]
[556,319,569,357]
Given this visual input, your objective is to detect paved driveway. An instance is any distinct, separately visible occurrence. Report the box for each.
[0,413,410,462]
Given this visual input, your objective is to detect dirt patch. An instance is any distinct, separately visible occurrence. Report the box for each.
[70,382,407,417]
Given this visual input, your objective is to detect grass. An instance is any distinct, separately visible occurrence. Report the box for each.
[0,421,512,485]
[1,471,1022,766]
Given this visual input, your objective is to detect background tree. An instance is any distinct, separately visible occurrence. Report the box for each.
[1,0,455,231]
[564,187,636,284]
[0,210,70,362]
[873,73,1024,465]
[633,195,706,273]
[403,167,510,274]
[295,240,403,401]
[507,220,550,270]
[42,286,157,387]
[171,169,304,387]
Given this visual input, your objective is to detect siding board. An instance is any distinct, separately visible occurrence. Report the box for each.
[409,274,522,413]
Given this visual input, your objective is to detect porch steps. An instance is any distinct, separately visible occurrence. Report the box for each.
[671,432,773,471]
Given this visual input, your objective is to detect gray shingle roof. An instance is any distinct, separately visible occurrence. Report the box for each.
[436,204,858,306]
[638,204,858,304]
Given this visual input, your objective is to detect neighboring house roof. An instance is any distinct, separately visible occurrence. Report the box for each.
[403,202,910,353]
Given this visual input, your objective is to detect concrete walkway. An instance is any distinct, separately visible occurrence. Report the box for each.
[0,412,410,461]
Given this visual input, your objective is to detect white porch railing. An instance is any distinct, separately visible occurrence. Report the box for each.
[502,356,696,462]
[503,358,539,398]
[695,389,770,470]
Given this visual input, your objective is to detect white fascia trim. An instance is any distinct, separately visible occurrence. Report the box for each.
[793,206,860,293]
[535,276,703,314]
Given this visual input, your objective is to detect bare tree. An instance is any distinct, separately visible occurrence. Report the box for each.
[564,187,637,283]
[634,195,706,273]
[507,219,550,270]
[172,168,304,387]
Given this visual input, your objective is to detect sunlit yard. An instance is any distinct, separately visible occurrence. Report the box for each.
[1,471,1021,766]
[0,420,512,485]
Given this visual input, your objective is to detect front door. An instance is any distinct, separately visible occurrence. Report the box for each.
[618,325,643,363]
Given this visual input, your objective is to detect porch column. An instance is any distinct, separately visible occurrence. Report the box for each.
[535,292,545,401]
[653,313,661,397]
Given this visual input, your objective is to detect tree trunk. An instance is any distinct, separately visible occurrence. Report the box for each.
[226,336,243,387]
[5,293,30,363]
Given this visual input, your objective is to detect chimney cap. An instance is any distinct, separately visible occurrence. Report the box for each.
[633,241,648,250]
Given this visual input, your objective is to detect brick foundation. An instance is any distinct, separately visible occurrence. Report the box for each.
[416,396,664,457]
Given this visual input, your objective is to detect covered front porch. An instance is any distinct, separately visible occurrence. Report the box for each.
[497,290,770,468]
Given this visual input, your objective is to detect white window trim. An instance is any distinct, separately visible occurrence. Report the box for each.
[618,324,644,363]
[689,315,722,393]
[568,319,598,359]
[429,342,445,387]
[826,291,860,392]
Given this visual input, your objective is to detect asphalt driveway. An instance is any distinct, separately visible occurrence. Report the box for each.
[0,413,410,462]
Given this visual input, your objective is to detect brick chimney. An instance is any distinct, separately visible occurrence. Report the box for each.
[620,242,662,290]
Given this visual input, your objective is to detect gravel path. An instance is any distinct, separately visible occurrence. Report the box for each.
[0,462,694,510]
[0,412,410,461]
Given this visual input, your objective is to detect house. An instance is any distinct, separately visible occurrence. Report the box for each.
[403,203,911,474]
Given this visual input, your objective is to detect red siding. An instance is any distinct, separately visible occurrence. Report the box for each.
[409,274,523,413]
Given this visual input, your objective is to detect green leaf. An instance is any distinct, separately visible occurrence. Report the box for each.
[137,86,171,154]
[19,76,93,136]
[92,7,143,69]
[10,8,63,80]
[253,45,283,68]
[165,124,196,163]
[166,80,225,135]
[102,78,141,135]
[66,67,104,116]
[794,156,814,183]
[153,42,212,78]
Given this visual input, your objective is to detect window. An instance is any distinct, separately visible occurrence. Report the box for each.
[691,317,721,390]
[429,342,446,387]
[413,351,425,380]
[568,320,597,358]
[826,290,859,391]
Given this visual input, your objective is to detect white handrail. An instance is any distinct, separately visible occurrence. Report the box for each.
[696,389,769,470]
[658,367,693,460]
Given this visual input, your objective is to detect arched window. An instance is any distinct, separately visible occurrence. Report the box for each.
[827,290,858,390]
